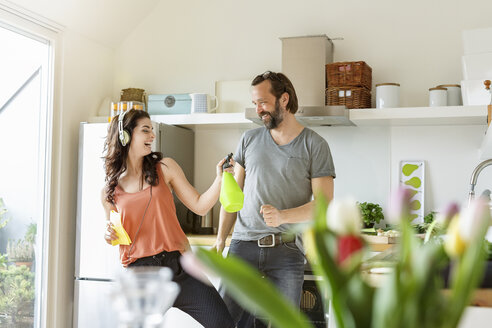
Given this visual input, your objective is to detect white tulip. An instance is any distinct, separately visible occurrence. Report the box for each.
[326,197,362,235]
[459,197,491,242]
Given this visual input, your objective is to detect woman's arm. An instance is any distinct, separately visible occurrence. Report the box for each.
[162,157,232,216]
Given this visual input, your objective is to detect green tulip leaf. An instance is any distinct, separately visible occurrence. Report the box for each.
[194,248,313,328]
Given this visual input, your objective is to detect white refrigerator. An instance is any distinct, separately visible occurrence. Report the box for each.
[73,121,194,328]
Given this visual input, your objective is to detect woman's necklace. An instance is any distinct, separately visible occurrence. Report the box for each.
[139,173,144,191]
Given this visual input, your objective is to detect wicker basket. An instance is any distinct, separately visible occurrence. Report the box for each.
[326,61,372,90]
[326,87,371,109]
[120,88,147,109]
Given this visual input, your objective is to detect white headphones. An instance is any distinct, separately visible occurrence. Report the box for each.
[118,110,131,146]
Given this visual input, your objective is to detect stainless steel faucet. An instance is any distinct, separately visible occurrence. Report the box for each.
[468,158,492,205]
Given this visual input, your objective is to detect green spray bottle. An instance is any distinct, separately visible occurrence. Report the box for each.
[219,153,244,213]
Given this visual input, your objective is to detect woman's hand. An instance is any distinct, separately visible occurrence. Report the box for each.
[216,156,235,177]
[104,221,118,244]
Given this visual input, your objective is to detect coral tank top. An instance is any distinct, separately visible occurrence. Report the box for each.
[114,162,189,266]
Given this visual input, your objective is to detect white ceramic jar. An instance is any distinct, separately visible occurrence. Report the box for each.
[375,83,400,108]
[436,84,462,106]
[429,87,447,107]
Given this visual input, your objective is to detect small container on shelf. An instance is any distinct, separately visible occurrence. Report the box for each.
[429,87,447,107]
[118,101,129,116]
[436,84,462,106]
[325,86,371,109]
[326,61,372,90]
[109,102,117,122]
[375,83,400,108]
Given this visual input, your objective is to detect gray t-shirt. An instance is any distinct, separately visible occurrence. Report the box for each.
[232,126,336,243]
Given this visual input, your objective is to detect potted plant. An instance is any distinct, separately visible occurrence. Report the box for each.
[358,201,384,228]
[6,239,34,268]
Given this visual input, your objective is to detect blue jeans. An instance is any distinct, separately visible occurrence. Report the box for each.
[219,239,305,328]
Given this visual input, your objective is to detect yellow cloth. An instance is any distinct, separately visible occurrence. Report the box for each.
[110,210,132,246]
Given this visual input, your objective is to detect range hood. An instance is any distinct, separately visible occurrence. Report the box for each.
[245,106,354,127]
[245,35,355,127]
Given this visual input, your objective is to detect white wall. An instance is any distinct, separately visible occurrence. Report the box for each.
[112,0,492,221]
[114,0,492,105]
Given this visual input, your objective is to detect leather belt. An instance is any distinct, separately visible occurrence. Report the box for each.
[257,233,295,247]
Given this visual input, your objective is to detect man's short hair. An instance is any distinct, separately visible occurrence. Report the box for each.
[252,71,299,114]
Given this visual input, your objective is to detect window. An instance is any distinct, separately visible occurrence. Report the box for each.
[0,18,53,327]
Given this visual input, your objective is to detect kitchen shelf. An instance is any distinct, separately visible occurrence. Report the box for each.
[349,105,488,126]
[89,105,488,128]
[150,113,257,130]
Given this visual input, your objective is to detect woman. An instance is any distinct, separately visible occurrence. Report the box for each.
[101,109,234,328]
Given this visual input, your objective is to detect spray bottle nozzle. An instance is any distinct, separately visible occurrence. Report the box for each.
[222,153,233,170]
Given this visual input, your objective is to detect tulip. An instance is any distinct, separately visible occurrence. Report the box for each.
[444,215,467,258]
[180,251,213,286]
[326,197,362,235]
[435,203,460,227]
[386,187,414,225]
[337,235,364,264]
[459,197,491,242]
[303,229,318,264]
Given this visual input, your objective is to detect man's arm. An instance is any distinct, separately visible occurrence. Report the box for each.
[261,176,334,227]
[212,162,245,252]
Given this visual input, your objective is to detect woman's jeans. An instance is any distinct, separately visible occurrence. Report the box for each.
[219,239,305,328]
[129,250,234,328]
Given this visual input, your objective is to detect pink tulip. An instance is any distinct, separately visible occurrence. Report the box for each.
[386,188,413,224]
[436,203,460,226]
[180,251,213,286]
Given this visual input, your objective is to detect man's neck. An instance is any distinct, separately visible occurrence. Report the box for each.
[269,113,304,146]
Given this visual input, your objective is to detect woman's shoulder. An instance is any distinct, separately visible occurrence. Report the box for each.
[159,157,178,167]
[158,157,180,174]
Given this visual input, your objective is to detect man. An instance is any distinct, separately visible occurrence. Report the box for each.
[213,71,335,327]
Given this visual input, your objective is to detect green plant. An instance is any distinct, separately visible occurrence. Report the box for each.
[24,222,36,245]
[6,240,34,262]
[0,198,9,230]
[423,211,436,224]
[0,254,7,269]
[358,202,384,228]
[0,265,35,325]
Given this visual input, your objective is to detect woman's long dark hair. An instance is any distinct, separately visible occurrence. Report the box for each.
[103,109,163,204]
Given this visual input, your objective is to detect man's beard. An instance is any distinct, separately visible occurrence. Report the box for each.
[260,99,284,130]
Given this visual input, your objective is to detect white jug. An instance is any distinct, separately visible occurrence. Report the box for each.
[190,93,219,113]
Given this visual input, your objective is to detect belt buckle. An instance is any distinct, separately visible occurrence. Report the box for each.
[258,234,276,247]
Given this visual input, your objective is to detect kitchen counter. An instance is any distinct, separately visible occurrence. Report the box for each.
[186,234,394,252]
[187,234,232,247]
[362,270,492,308]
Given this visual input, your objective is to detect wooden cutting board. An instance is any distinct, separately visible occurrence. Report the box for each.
[362,233,425,244]
[362,234,398,244]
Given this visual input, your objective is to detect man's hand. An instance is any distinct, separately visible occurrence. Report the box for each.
[260,204,284,227]
[211,239,226,253]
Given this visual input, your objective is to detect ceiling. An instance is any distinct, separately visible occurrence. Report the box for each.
[6,0,160,48]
